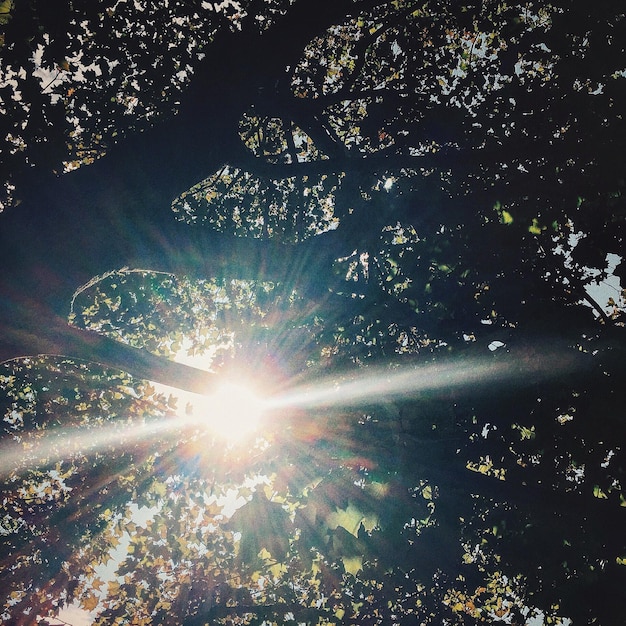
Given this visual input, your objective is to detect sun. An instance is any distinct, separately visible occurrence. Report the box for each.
[169,339,269,443]
[195,380,267,443]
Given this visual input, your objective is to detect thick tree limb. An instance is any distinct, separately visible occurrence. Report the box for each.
[0,311,218,394]
[0,0,363,387]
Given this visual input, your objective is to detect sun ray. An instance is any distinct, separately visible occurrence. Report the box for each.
[0,418,179,477]
[268,349,580,411]
[1,348,581,476]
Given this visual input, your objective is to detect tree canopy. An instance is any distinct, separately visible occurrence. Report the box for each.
[1,1,625,624]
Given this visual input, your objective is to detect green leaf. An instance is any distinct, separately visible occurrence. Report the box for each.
[501,210,514,225]
[229,491,291,563]
[0,0,13,25]
[592,485,608,499]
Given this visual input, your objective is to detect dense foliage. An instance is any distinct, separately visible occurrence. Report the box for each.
[1,1,625,625]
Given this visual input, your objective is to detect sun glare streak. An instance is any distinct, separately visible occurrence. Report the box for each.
[0,419,179,477]
[1,349,579,476]
[0,380,268,476]
[269,350,578,411]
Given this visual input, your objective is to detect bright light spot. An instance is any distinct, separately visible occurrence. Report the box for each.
[383,177,394,191]
[195,382,266,443]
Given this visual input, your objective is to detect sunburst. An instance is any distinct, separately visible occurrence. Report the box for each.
[192,380,267,443]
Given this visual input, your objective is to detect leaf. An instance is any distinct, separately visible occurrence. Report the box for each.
[592,485,608,499]
[269,561,287,578]
[342,555,363,575]
[327,503,377,537]
[150,480,167,497]
[528,218,542,235]
[228,491,291,563]
[81,592,99,612]
[0,0,12,25]
[501,210,514,224]
[107,580,121,596]
[365,481,389,499]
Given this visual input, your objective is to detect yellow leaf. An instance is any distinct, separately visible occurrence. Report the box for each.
[81,593,99,612]
[327,503,377,537]
[528,218,542,235]
[151,480,167,497]
[269,562,287,578]
[0,0,12,25]
[501,210,514,224]
[593,485,608,499]
[107,580,120,596]
[365,481,389,498]
[342,555,363,575]
[205,501,223,516]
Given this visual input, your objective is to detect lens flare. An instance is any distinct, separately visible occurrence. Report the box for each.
[0,348,580,476]
[191,381,267,442]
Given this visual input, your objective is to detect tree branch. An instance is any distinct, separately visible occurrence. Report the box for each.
[0,313,219,395]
